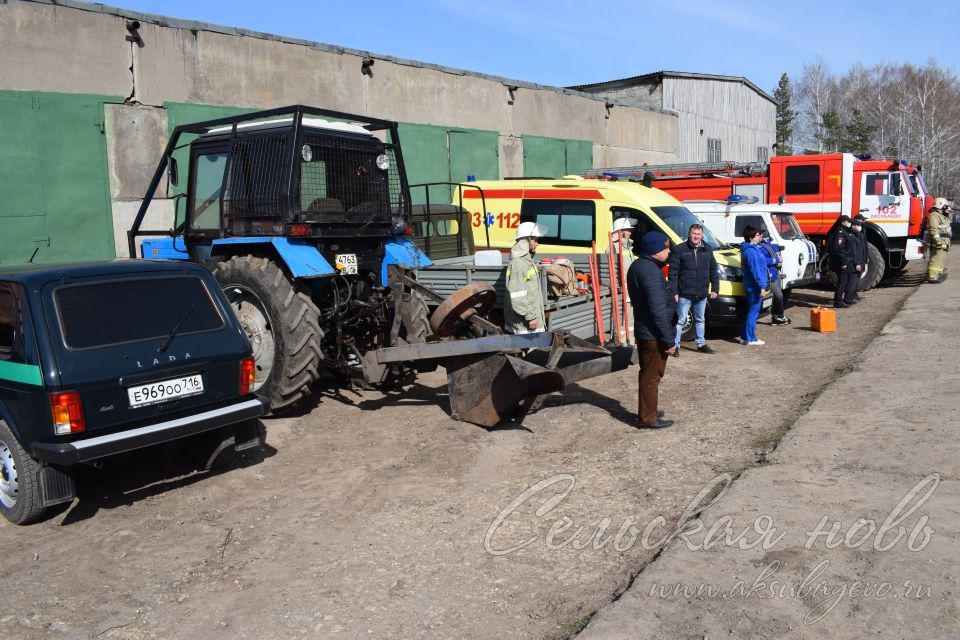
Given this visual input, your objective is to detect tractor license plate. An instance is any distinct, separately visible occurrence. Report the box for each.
[336,253,358,275]
[128,374,204,408]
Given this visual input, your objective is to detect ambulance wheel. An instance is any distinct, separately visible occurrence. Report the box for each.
[679,308,695,342]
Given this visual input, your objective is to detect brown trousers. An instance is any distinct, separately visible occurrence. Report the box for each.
[638,340,669,424]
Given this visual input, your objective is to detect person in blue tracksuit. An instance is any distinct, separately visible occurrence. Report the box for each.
[738,225,769,346]
[758,230,790,325]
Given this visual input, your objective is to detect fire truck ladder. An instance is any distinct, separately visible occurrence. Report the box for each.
[583,161,769,181]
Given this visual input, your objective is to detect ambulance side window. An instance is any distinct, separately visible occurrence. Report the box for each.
[611,207,654,237]
[520,200,595,247]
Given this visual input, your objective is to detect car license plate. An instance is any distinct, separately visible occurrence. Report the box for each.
[336,253,358,275]
[128,374,204,408]
[762,297,773,309]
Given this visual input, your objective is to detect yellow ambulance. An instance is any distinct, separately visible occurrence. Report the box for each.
[455,176,767,335]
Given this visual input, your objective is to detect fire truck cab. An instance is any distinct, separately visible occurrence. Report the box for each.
[587,154,930,290]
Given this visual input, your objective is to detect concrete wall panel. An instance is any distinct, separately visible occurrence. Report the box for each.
[0,3,132,97]
[105,103,168,200]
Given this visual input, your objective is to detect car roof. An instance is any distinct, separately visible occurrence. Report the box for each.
[0,259,204,286]
[683,201,796,215]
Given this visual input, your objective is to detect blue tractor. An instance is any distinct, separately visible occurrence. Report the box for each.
[129,106,434,413]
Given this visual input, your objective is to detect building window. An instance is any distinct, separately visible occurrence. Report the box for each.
[707,138,722,162]
[757,146,769,163]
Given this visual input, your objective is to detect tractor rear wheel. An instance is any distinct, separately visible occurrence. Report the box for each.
[215,255,323,414]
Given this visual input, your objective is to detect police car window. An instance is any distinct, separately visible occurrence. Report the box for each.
[770,213,801,240]
[0,288,14,352]
[785,165,820,195]
[520,200,595,247]
[734,215,766,237]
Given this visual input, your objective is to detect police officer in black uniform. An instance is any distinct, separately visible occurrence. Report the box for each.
[847,215,868,303]
[830,215,856,308]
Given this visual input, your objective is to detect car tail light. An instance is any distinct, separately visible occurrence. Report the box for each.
[239,357,256,395]
[50,391,85,435]
[287,223,311,237]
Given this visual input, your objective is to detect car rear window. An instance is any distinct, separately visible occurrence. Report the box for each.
[55,276,225,350]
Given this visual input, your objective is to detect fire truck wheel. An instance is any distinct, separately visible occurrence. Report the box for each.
[860,243,885,290]
[215,255,323,414]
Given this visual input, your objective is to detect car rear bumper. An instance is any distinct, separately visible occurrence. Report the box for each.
[30,396,268,465]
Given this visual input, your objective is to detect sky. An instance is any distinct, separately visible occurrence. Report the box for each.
[93,0,960,95]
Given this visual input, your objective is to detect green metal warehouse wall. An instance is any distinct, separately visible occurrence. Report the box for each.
[398,123,499,204]
[522,135,593,179]
[0,91,121,265]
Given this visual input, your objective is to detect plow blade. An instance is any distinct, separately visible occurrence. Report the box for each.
[445,340,637,428]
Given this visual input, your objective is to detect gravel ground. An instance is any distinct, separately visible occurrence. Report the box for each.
[0,264,925,639]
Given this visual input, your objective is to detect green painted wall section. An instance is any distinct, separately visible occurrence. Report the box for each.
[522,135,593,179]
[0,91,122,265]
[398,123,499,205]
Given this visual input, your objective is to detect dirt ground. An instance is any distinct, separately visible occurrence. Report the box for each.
[0,264,926,640]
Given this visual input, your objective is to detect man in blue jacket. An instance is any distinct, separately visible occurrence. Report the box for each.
[627,231,677,429]
[739,225,769,346]
[669,223,720,356]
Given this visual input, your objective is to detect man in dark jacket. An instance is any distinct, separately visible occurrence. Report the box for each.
[669,223,719,356]
[627,231,677,429]
[830,215,856,308]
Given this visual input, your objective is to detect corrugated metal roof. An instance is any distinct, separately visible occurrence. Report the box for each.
[569,70,777,106]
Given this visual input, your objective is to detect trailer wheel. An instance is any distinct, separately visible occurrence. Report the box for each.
[0,420,46,525]
[215,255,323,414]
[860,243,885,290]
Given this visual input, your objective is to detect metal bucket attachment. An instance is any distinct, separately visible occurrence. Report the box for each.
[446,353,566,427]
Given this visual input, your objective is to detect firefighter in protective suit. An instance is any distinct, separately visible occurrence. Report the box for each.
[926,197,952,283]
[505,221,547,333]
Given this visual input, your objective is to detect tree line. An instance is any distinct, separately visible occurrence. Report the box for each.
[773,57,960,198]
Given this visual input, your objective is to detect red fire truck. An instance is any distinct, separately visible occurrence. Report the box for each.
[585,154,931,289]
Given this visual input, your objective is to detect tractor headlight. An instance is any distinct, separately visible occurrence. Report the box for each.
[376,154,390,171]
[717,264,743,282]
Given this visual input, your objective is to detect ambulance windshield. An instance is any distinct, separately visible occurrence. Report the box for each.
[652,206,724,249]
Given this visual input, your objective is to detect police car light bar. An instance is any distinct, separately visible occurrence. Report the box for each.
[727,194,759,204]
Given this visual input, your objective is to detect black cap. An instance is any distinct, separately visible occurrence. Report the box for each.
[839,215,852,224]
[854,213,867,222]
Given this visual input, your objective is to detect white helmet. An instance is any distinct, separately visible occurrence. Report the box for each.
[515,221,547,240]
[613,217,636,232]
